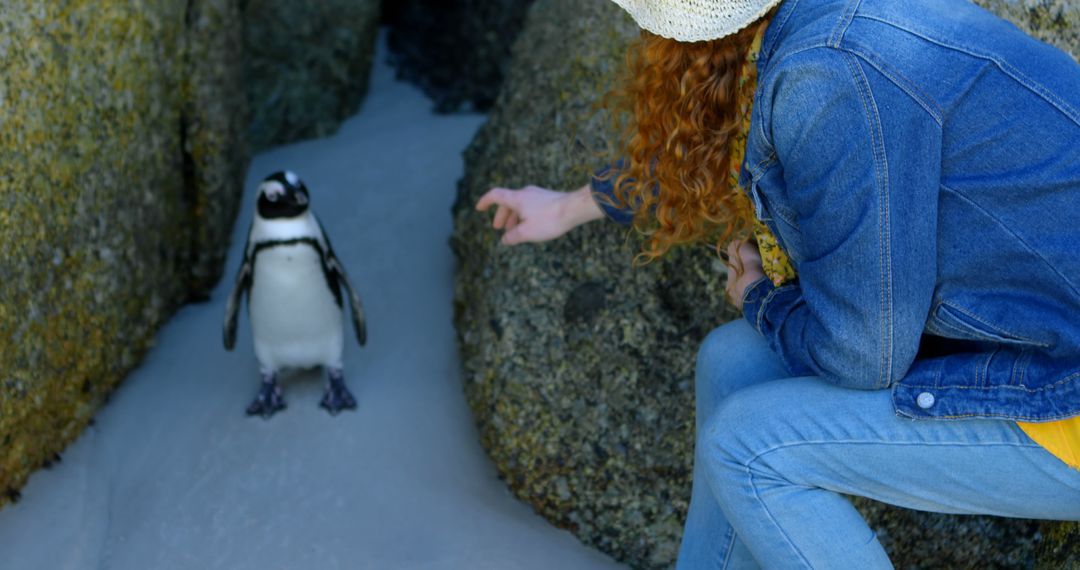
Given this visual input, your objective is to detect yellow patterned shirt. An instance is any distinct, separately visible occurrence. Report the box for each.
[732,19,797,287]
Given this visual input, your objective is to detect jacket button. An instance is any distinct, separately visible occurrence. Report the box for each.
[916,392,936,409]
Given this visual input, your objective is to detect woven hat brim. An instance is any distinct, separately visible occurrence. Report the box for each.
[610,0,784,42]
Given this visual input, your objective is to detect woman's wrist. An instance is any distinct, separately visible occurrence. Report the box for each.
[562,184,606,229]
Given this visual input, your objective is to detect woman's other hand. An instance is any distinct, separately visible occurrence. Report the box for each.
[475,184,605,245]
[725,239,766,311]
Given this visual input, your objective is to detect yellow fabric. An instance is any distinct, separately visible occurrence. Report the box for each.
[1018,417,1080,470]
[733,18,1080,471]
[730,19,797,287]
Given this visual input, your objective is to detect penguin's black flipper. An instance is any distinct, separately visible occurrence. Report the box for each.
[326,253,367,346]
[223,254,252,351]
[315,216,367,346]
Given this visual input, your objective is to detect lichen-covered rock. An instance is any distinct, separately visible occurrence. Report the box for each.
[385,0,535,113]
[1036,521,1080,569]
[975,0,1079,59]
[243,0,380,150]
[451,0,1078,567]
[451,0,728,564]
[185,0,250,294]
[451,0,739,564]
[0,0,246,505]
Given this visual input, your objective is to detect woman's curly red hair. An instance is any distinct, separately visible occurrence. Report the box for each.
[603,23,764,262]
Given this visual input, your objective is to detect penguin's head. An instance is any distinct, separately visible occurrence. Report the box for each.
[256,171,310,219]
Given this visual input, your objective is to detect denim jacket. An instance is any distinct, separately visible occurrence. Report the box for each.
[593,0,1080,421]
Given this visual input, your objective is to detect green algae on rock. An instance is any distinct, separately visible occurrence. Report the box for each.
[451,0,1078,567]
[1037,520,1080,569]
[0,0,247,505]
[451,1,725,564]
[975,0,1079,60]
[183,0,249,296]
[243,0,380,150]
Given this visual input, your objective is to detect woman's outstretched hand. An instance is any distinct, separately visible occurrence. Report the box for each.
[725,239,766,311]
[475,184,605,245]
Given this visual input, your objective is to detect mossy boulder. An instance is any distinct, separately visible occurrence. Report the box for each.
[1037,521,1080,569]
[385,0,535,112]
[975,0,1079,59]
[451,0,1078,567]
[0,0,246,505]
[452,0,728,564]
[243,0,380,150]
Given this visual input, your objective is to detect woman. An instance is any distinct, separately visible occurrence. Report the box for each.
[477,0,1080,567]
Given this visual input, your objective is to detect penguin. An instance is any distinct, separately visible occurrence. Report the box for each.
[223,170,367,418]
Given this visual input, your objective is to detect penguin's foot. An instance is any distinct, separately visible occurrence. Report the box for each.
[246,377,286,419]
[319,370,356,415]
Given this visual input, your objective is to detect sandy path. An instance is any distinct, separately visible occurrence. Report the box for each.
[0,39,625,570]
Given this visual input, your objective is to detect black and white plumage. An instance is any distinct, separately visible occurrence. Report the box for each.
[223,171,366,418]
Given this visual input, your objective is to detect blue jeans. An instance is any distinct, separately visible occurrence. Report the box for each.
[678,320,1080,569]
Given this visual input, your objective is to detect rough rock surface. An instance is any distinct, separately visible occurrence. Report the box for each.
[976,0,1080,59]
[243,0,380,150]
[1036,521,1080,569]
[0,0,246,505]
[451,0,1079,567]
[452,0,729,564]
[384,0,536,113]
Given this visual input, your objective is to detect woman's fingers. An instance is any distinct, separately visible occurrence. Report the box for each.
[726,240,742,267]
[502,224,528,246]
[493,204,511,229]
[504,211,521,231]
[477,184,572,246]
[726,239,763,269]
[476,188,520,212]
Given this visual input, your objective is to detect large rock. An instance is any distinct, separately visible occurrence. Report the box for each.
[243,0,380,150]
[452,0,736,565]
[385,0,535,112]
[1037,521,1080,569]
[451,0,1078,567]
[0,0,246,505]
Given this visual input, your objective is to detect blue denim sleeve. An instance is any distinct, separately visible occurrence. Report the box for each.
[589,160,635,226]
[745,48,941,390]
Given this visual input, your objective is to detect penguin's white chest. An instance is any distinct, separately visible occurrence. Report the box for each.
[248,243,344,371]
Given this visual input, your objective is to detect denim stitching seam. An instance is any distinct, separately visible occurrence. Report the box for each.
[939,301,1052,348]
[744,469,816,568]
[828,0,862,48]
[739,439,1048,567]
[901,371,1080,392]
[720,525,738,569]
[852,14,1080,125]
[941,184,1080,296]
[843,44,943,124]
[842,51,893,390]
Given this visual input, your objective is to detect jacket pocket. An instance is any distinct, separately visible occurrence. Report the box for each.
[929,301,1051,349]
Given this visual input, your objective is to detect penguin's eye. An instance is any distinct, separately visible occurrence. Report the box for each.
[295,193,308,205]
[265,190,281,202]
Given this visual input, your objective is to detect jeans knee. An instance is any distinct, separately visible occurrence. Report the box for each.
[695,320,758,416]
[698,386,780,488]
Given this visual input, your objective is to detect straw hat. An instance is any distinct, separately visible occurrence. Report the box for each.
[609,0,784,42]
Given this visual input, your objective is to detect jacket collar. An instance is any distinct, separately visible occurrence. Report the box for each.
[758,0,801,75]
